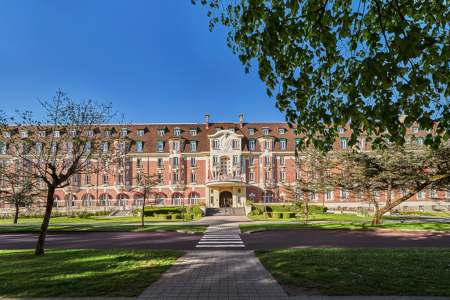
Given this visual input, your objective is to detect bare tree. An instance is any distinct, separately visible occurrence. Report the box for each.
[0,160,43,223]
[3,90,116,255]
[132,173,161,227]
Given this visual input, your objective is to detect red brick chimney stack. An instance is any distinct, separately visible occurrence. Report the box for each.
[239,113,244,128]
[204,113,210,130]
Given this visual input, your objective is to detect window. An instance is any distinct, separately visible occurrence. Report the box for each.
[136,141,143,152]
[156,141,164,152]
[189,193,199,205]
[50,142,58,153]
[20,130,28,138]
[417,191,425,200]
[87,130,94,137]
[326,190,333,201]
[136,158,142,168]
[0,142,6,155]
[158,129,165,136]
[172,172,179,183]
[265,170,270,181]
[263,192,273,203]
[264,140,271,150]
[228,127,235,133]
[119,128,127,137]
[212,139,220,150]
[416,137,424,145]
[2,131,10,138]
[264,156,270,166]
[103,130,111,137]
[233,155,239,165]
[172,194,182,206]
[190,140,197,152]
[295,138,301,146]
[215,127,222,132]
[248,128,255,135]
[38,131,46,137]
[69,129,77,137]
[118,194,128,207]
[102,174,109,185]
[189,129,197,136]
[101,142,108,153]
[232,139,240,150]
[249,171,254,182]
[173,128,181,136]
[118,173,124,185]
[262,128,270,135]
[157,158,164,168]
[248,139,255,151]
[337,127,345,134]
[190,157,196,167]
[101,195,110,207]
[212,155,218,166]
[172,157,179,168]
[278,128,285,134]
[341,189,348,200]
[171,141,180,151]
[412,127,419,134]
[137,129,145,136]
[84,141,91,153]
[191,171,196,183]
[84,175,91,185]
[430,189,437,199]
[340,138,348,149]
[280,171,285,182]
[279,156,285,166]
[249,156,254,166]
[280,139,287,150]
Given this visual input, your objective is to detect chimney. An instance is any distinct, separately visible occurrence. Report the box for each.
[239,113,244,128]
[204,113,210,129]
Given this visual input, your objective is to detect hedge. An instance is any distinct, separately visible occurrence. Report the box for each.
[143,206,186,217]
[251,204,327,216]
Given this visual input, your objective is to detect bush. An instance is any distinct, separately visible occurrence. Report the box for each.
[143,206,186,217]
[187,205,203,218]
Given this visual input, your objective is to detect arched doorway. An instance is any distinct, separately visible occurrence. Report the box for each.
[219,191,233,207]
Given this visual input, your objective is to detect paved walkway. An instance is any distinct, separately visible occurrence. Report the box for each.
[138,250,288,300]
[196,223,245,249]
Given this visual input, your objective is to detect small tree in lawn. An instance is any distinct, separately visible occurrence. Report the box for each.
[134,173,161,227]
[0,159,43,224]
[4,90,115,255]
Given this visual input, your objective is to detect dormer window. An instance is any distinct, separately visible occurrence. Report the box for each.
[228,128,235,133]
[212,139,220,150]
[278,128,286,135]
[248,128,255,135]
[20,130,28,138]
[412,127,419,134]
[215,127,222,133]
[69,129,77,137]
[121,128,128,137]
[173,128,181,136]
[158,129,165,137]
[137,129,145,137]
[38,131,46,138]
[232,139,240,150]
[189,129,197,136]
[87,130,94,137]
[337,127,345,134]
[262,128,270,135]
[104,130,111,137]
[2,131,10,139]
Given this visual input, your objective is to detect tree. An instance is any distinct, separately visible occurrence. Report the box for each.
[0,160,43,224]
[336,144,450,225]
[3,90,115,255]
[194,1,449,150]
[133,173,161,227]
[285,146,335,223]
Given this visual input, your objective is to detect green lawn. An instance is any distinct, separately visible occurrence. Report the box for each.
[0,223,207,234]
[0,215,190,224]
[240,221,450,233]
[0,249,182,297]
[249,213,371,222]
[257,248,450,296]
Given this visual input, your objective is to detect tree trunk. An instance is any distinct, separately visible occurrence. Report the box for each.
[141,190,146,228]
[35,185,55,256]
[13,203,19,224]
[372,210,383,225]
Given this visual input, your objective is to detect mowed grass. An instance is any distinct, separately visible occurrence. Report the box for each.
[0,215,185,224]
[240,221,450,233]
[249,213,371,223]
[0,249,182,297]
[0,223,207,234]
[256,248,450,296]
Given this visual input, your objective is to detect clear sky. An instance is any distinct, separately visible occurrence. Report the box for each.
[0,0,285,124]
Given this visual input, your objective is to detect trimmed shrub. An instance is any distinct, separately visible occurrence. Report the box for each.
[143,206,186,217]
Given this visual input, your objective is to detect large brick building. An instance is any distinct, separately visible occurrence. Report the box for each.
[1,114,449,214]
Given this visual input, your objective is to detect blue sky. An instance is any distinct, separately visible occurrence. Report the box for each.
[0,1,284,123]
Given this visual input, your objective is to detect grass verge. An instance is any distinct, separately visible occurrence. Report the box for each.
[240,221,450,233]
[0,249,182,297]
[256,248,450,296]
[0,223,207,234]
[0,215,194,224]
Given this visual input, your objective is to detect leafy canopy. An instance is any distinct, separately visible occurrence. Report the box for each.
[194,0,449,150]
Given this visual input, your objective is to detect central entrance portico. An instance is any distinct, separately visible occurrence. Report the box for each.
[219,191,233,207]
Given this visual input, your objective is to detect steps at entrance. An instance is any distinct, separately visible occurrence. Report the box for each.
[206,207,246,216]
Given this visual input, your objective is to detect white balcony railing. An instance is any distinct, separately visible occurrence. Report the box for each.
[206,174,245,184]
